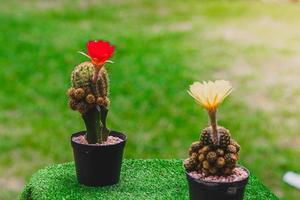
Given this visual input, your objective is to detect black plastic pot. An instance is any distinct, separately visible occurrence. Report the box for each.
[186,166,249,200]
[71,131,127,187]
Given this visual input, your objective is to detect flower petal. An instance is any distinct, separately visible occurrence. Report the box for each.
[188,80,232,111]
[86,40,115,65]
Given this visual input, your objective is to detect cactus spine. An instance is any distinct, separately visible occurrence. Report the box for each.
[67,62,110,144]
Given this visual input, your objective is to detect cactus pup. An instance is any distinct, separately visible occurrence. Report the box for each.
[69,40,127,187]
[184,80,249,200]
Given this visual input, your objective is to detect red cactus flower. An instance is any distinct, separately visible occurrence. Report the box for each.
[86,40,115,66]
[79,40,115,83]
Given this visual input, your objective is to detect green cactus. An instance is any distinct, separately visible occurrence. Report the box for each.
[184,126,240,176]
[185,80,239,176]
[67,61,110,144]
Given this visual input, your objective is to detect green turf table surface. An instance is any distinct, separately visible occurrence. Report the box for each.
[20,159,278,200]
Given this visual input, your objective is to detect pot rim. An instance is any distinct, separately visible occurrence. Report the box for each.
[71,130,127,148]
[185,164,250,186]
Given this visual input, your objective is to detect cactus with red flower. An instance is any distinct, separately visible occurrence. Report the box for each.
[67,40,115,144]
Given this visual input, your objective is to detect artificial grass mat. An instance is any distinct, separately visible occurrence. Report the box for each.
[20,159,278,200]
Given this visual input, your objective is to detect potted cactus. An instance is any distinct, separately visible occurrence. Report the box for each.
[184,80,249,200]
[67,40,127,186]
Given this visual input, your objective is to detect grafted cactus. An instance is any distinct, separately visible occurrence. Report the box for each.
[67,40,115,144]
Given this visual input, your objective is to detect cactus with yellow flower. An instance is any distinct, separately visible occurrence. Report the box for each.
[184,80,240,176]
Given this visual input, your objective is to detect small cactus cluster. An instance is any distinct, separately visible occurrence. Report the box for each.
[67,62,109,114]
[186,80,239,176]
[184,126,240,176]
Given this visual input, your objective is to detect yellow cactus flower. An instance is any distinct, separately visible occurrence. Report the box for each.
[188,80,232,111]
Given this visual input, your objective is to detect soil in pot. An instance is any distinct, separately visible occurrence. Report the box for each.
[186,166,249,200]
[73,134,123,145]
[71,131,127,187]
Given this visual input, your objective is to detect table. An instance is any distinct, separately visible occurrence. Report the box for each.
[20,159,278,200]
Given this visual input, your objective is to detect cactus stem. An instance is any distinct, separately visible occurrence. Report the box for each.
[82,106,101,144]
[208,109,218,145]
[93,65,103,83]
[99,105,110,142]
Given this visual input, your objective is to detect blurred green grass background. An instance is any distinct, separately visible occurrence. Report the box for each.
[1,0,300,199]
